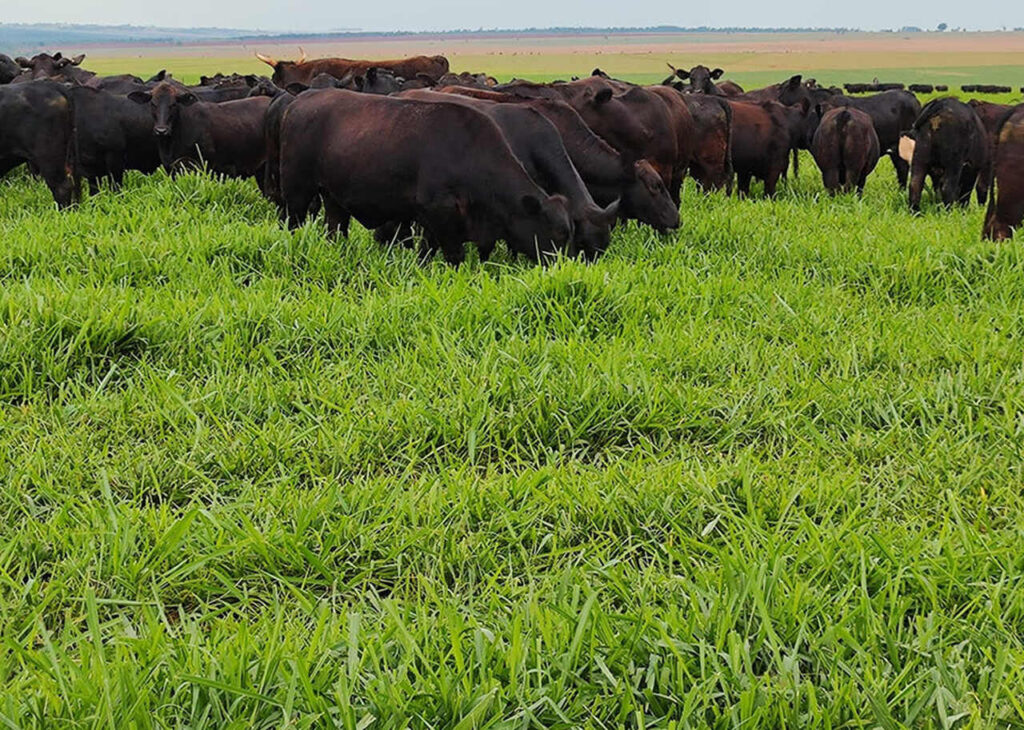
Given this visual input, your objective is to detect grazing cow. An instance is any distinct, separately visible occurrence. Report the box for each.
[983,105,1024,241]
[965,84,1012,94]
[936,85,949,92]
[497,78,682,202]
[681,93,733,191]
[908,84,935,94]
[128,82,270,181]
[70,86,161,194]
[255,51,449,87]
[278,90,572,265]
[440,86,679,230]
[0,81,78,207]
[0,54,21,84]
[903,98,990,211]
[825,90,921,187]
[810,106,880,195]
[400,89,619,259]
[726,100,794,197]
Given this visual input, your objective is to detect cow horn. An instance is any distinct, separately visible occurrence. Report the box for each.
[666,62,677,72]
[298,47,307,64]
[255,52,277,67]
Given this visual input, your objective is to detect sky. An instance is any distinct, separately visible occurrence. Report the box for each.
[2,0,1021,33]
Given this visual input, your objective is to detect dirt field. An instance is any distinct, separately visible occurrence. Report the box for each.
[76,31,1024,86]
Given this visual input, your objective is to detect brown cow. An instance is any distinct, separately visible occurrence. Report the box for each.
[810,106,880,195]
[681,93,733,191]
[983,105,1024,241]
[255,50,449,87]
[726,100,795,197]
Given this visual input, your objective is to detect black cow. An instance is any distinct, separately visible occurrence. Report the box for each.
[400,89,618,260]
[69,86,161,194]
[14,52,94,84]
[903,98,990,211]
[983,105,1024,241]
[278,89,573,265]
[440,86,679,231]
[0,81,78,206]
[0,54,20,84]
[726,100,796,197]
[128,81,270,181]
[908,84,935,94]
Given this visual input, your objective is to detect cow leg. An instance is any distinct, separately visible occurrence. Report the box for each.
[956,170,977,208]
[891,151,910,188]
[321,195,351,240]
[941,166,963,209]
[908,155,929,213]
[764,170,782,198]
[822,168,840,196]
[736,172,752,198]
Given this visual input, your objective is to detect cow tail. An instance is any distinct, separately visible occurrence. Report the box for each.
[836,109,850,187]
[65,88,81,204]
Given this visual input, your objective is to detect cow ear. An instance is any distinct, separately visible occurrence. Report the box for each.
[710,68,724,79]
[127,90,152,104]
[602,198,620,222]
[15,56,30,67]
[521,194,543,215]
[178,92,199,106]
[285,82,308,94]
[53,52,63,61]
[786,75,802,89]
[366,67,378,82]
[71,54,85,65]
[594,87,613,105]
[199,75,210,85]
[675,69,690,80]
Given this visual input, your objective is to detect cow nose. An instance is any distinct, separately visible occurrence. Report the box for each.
[154,126,170,136]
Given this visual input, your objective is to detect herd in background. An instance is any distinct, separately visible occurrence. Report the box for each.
[0,49,1022,264]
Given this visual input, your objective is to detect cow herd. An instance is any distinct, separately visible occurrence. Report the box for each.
[0,50,1022,264]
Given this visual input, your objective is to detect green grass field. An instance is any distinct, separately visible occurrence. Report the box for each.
[3,133,1024,725]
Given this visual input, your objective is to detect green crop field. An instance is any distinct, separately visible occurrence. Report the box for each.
[2,127,1024,726]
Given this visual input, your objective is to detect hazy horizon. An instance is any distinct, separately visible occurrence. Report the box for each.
[3,0,1022,35]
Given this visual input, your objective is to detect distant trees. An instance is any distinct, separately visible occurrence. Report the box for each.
[937,22,948,31]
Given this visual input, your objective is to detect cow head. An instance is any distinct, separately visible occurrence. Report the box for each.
[623,159,679,232]
[255,48,307,88]
[16,52,88,80]
[663,64,725,94]
[574,199,620,260]
[0,53,19,84]
[128,81,198,138]
[775,75,806,106]
[504,193,574,260]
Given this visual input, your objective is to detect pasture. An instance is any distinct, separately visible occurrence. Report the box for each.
[3,131,1024,727]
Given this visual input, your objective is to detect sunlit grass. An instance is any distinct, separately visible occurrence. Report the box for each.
[1,155,1023,727]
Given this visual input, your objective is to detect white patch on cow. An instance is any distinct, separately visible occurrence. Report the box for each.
[898,136,916,164]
